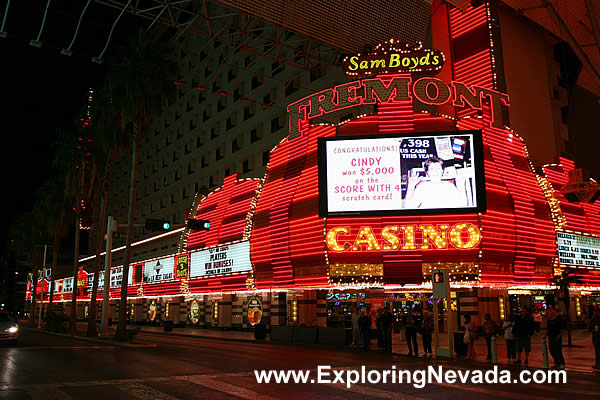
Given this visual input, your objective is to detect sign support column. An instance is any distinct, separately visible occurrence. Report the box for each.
[432,268,453,358]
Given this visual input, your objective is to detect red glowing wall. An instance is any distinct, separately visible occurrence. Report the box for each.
[250,3,556,288]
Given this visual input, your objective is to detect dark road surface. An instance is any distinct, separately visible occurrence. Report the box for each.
[1,329,599,399]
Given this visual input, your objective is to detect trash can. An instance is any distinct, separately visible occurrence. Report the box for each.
[254,323,267,340]
[454,331,467,357]
[164,320,174,332]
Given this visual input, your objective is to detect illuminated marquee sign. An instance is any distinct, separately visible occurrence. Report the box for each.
[175,254,190,279]
[343,41,445,78]
[190,241,252,277]
[63,277,73,293]
[557,232,600,268]
[287,77,510,139]
[326,223,481,252]
[144,256,175,283]
[110,266,133,288]
[87,272,105,289]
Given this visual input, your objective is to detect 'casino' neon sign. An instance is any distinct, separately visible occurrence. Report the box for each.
[326,223,481,252]
[288,77,510,139]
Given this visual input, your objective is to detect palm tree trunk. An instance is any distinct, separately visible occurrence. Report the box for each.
[47,234,61,313]
[69,213,81,334]
[116,125,141,341]
[86,195,105,337]
[87,152,113,337]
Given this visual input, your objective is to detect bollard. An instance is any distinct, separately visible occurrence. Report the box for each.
[541,336,549,369]
[491,335,498,364]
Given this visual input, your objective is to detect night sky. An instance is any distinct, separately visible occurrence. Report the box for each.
[0,1,137,251]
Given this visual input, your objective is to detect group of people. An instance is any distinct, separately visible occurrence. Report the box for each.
[464,305,600,370]
[349,306,397,352]
[350,306,391,350]
[464,307,561,367]
[349,303,600,370]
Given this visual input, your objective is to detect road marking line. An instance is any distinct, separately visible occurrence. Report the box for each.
[24,385,72,400]
[332,384,427,399]
[180,375,279,400]
[119,382,181,400]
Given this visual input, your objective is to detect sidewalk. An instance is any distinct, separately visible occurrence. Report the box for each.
[392,328,599,374]
[22,320,257,345]
[129,324,257,342]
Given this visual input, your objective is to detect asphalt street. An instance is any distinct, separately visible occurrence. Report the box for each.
[0,329,599,399]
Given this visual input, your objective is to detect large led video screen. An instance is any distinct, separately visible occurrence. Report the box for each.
[318,131,486,217]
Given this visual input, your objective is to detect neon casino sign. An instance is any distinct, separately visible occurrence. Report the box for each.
[343,42,445,77]
[287,41,510,139]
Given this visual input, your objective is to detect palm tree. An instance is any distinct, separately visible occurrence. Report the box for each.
[33,176,71,314]
[102,28,176,341]
[52,124,97,334]
[85,86,124,337]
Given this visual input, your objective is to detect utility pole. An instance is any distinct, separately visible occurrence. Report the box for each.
[100,216,117,335]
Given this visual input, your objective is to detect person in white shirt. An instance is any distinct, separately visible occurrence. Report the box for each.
[502,315,516,364]
[405,156,467,209]
[351,306,362,348]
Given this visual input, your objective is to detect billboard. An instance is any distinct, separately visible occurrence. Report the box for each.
[87,272,105,289]
[110,266,133,288]
[143,256,175,283]
[557,232,600,268]
[190,241,251,278]
[318,131,485,216]
[63,278,73,293]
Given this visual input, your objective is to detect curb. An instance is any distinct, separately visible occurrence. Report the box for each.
[137,329,260,344]
[21,327,157,348]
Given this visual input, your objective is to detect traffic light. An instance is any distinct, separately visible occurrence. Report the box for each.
[187,218,210,230]
[145,218,171,231]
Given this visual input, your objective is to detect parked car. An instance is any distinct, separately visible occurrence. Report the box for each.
[0,312,18,345]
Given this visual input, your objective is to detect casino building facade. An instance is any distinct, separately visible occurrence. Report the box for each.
[28,2,600,334]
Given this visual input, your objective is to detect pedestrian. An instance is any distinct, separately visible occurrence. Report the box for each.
[533,308,542,333]
[589,307,600,369]
[381,307,394,352]
[421,310,434,357]
[376,309,384,349]
[351,306,362,348]
[404,311,420,356]
[483,313,497,361]
[502,314,516,364]
[514,307,534,365]
[358,309,372,350]
[463,314,476,359]
[545,304,565,370]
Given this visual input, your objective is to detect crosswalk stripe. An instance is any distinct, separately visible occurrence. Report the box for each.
[332,384,427,399]
[119,382,180,400]
[180,375,279,400]
[24,385,72,400]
